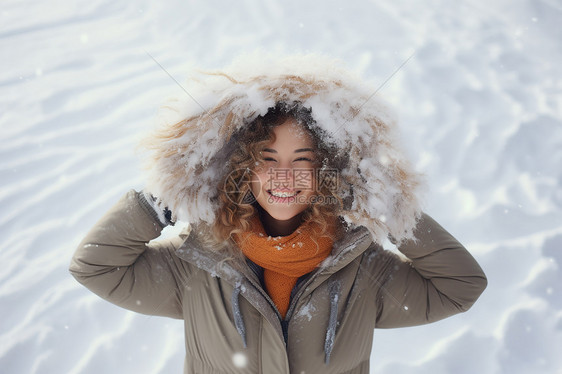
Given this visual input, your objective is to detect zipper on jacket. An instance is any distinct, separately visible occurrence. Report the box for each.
[284,267,324,321]
[243,259,293,346]
[281,320,289,347]
[243,259,287,321]
[239,264,284,322]
[284,233,368,321]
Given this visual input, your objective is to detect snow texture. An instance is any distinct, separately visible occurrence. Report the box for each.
[1,0,561,373]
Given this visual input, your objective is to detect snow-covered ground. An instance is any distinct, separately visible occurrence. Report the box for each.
[1,0,561,373]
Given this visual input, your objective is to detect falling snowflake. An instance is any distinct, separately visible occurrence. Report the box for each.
[232,352,248,368]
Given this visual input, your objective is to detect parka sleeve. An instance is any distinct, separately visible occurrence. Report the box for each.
[69,190,188,319]
[373,213,487,328]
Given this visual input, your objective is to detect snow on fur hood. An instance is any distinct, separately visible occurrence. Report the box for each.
[141,54,424,244]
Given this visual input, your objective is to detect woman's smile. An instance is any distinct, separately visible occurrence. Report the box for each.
[267,189,302,203]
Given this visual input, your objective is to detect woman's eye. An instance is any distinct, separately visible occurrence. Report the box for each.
[264,157,277,162]
[294,157,313,162]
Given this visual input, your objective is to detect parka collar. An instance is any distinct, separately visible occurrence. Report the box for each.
[175,224,372,289]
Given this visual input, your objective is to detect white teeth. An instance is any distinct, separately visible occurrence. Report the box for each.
[270,190,298,198]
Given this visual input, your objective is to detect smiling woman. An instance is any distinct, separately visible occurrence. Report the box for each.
[251,109,334,234]
[69,55,487,374]
[251,119,321,232]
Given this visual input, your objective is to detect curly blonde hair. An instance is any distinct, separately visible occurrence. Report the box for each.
[191,102,349,252]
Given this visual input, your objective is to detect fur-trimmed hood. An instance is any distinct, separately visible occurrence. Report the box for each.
[141,54,424,244]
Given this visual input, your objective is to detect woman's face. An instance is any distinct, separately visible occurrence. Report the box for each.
[250,119,318,221]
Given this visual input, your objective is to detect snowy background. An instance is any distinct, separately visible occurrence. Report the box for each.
[1,0,561,373]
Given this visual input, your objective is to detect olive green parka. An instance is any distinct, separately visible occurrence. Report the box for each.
[69,190,487,373]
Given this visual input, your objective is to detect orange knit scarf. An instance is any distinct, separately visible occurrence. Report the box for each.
[233,214,335,319]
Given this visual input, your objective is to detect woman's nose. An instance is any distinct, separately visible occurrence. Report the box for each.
[267,166,295,189]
